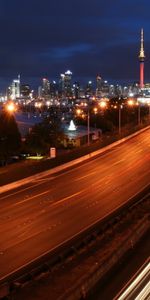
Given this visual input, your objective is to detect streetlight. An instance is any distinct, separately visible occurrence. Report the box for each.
[75,107,90,145]
[87,107,90,146]
[113,104,122,135]
[138,104,141,125]
[99,101,107,109]
[5,102,16,113]
[136,102,141,126]
[118,105,123,135]
[148,102,150,123]
[93,107,98,114]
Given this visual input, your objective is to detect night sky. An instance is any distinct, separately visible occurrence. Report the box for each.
[0,0,150,92]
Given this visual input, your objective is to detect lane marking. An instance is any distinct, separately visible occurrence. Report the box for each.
[111,159,125,167]
[13,190,51,206]
[74,171,97,181]
[0,181,52,200]
[51,190,84,207]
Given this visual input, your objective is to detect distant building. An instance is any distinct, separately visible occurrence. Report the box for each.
[96,75,103,97]
[96,76,110,97]
[20,84,31,97]
[42,78,50,96]
[49,81,57,97]
[61,125,101,148]
[59,70,72,97]
[73,82,80,99]
[8,75,20,100]
[86,81,93,96]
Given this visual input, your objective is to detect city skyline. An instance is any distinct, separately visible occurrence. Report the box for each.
[0,0,150,91]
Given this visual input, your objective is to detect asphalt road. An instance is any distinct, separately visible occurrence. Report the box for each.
[0,129,150,279]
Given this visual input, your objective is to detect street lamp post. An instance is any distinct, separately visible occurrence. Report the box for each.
[76,106,90,146]
[138,103,141,126]
[119,105,121,135]
[148,103,150,123]
[87,107,90,146]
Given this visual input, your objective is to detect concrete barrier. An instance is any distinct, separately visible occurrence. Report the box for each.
[1,125,150,194]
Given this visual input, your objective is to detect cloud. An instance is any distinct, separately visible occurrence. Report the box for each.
[0,0,149,91]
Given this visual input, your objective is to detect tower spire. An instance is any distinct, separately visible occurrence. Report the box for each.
[139,28,145,88]
[139,28,145,60]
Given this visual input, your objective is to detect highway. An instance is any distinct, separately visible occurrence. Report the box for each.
[0,129,150,280]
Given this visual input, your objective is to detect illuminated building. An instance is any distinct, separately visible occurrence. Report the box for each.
[73,82,80,99]
[42,78,50,96]
[20,84,31,97]
[86,81,93,96]
[95,76,110,97]
[139,28,145,89]
[9,75,20,100]
[59,70,72,97]
[96,75,102,97]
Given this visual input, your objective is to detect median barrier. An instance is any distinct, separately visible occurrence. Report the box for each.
[0,125,150,195]
[0,282,9,299]
[58,218,150,300]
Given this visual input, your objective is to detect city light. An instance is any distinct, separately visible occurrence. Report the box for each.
[99,101,107,109]
[76,108,82,115]
[5,102,16,113]
[93,107,98,114]
[127,99,135,106]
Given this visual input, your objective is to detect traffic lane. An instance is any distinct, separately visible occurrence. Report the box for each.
[0,131,149,276]
[0,145,149,225]
[0,151,149,243]
[0,129,149,209]
[0,128,150,200]
[0,146,149,246]
[0,165,149,278]
[0,182,149,279]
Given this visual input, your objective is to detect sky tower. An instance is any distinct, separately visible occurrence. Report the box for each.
[139,28,145,89]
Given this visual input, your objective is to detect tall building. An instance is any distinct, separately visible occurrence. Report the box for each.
[20,84,31,97]
[96,76,110,97]
[42,78,50,96]
[59,74,65,96]
[73,82,80,99]
[9,75,20,100]
[86,81,93,96]
[64,70,72,97]
[59,70,72,97]
[49,81,57,97]
[139,28,145,89]
[96,75,103,97]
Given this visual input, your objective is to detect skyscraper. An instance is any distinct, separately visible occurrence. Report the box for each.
[9,75,20,100]
[59,70,72,97]
[42,78,50,96]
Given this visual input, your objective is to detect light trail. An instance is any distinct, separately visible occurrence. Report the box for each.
[115,261,150,300]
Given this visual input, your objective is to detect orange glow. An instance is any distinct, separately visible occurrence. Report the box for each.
[93,107,98,114]
[127,99,135,106]
[5,102,16,113]
[76,108,82,115]
[99,101,107,109]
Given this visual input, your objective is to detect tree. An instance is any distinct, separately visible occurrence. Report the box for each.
[24,116,64,155]
[0,110,21,163]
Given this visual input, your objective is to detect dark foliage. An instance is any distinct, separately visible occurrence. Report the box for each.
[0,110,21,163]
[24,116,64,155]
